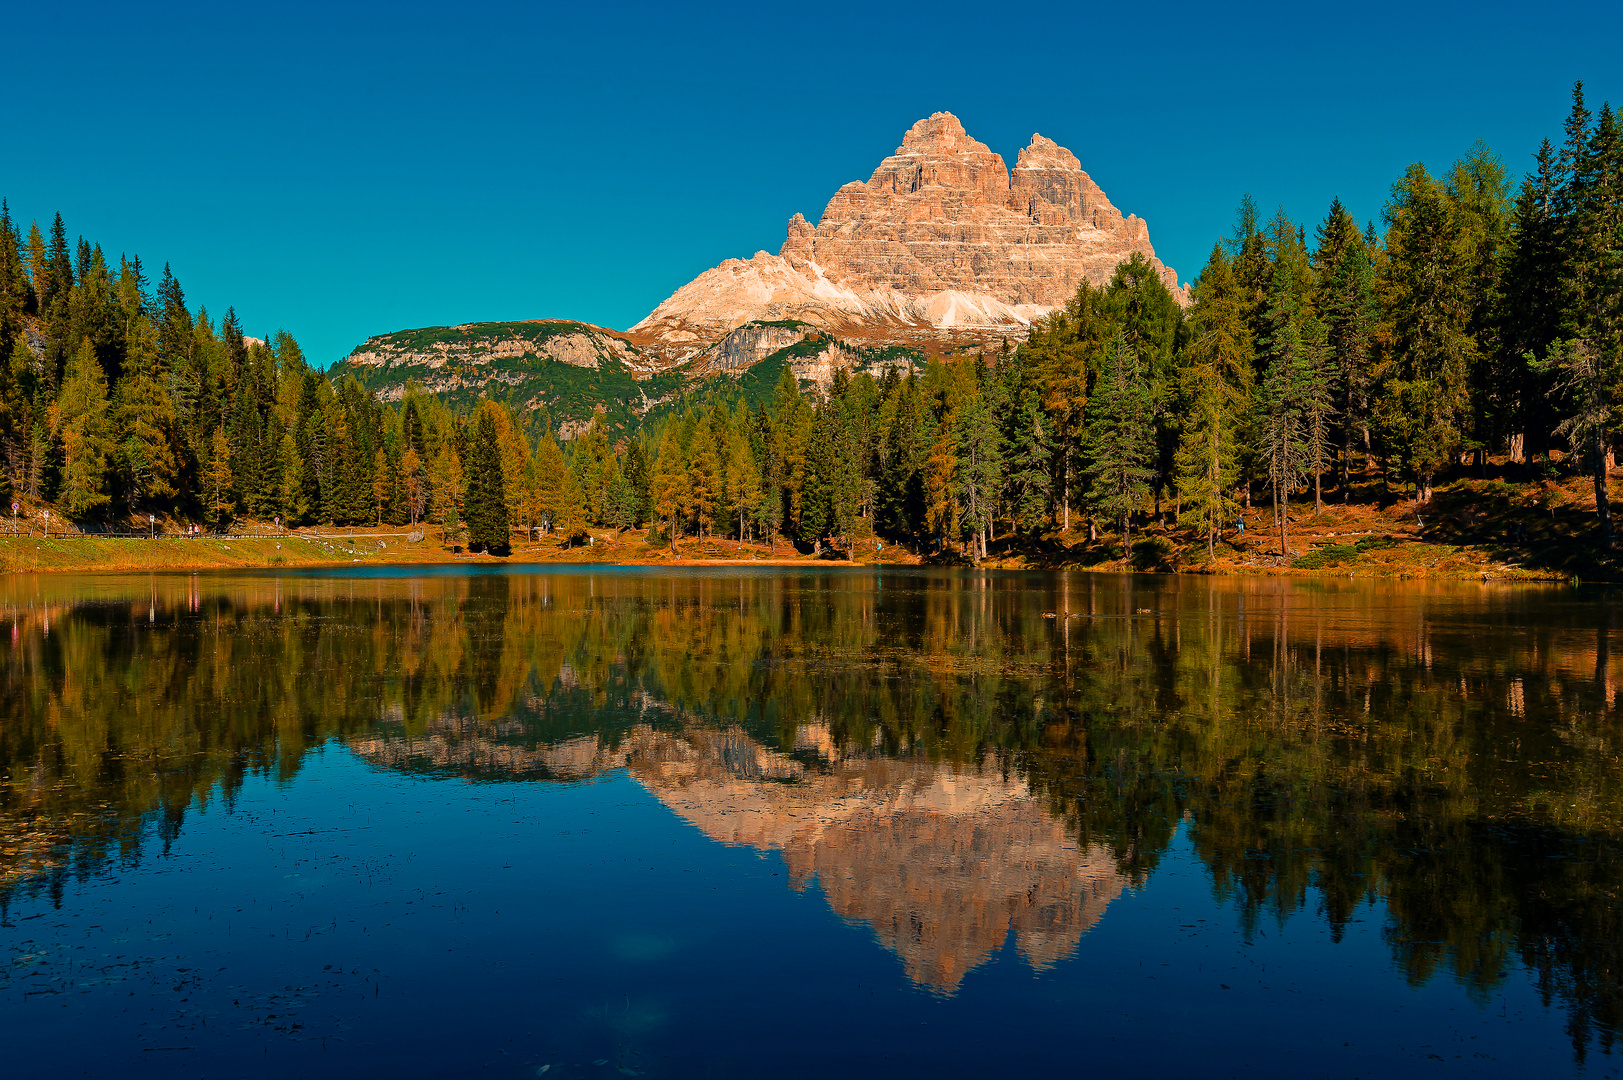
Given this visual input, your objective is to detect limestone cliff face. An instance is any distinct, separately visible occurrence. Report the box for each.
[632,112,1185,356]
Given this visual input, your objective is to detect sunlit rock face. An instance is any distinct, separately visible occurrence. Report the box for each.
[631,112,1184,357]
[353,715,1126,995]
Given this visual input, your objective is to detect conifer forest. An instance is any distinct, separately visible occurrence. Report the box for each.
[1,84,1619,564]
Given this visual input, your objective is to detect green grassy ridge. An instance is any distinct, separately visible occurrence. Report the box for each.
[331,317,924,439]
[388,355,687,435]
[347,319,625,357]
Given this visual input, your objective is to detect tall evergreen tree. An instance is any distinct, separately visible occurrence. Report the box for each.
[52,339,113,518]
[1314,200,1377,493]
[650,425,688,554]
[1082,332,1155,551]
[463,409,508,554]
[951,373,1004,563]
[1177,244,1253,559]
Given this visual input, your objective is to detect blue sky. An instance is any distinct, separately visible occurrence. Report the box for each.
[4,1,1619,366]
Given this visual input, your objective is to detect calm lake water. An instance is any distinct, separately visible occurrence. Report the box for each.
[1,567,1619,1078]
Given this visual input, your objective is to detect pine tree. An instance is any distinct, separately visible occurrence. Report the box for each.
[372,447,389,527]
[429,446,464,543]
[1537,339,1614,548]
[726,430,760,541]
[279,432,308,525]
[1374,161,1484,496]
[205,426,234,528]
[923,417,955,554]
[800,401,839,549]
[687,416,721,538]
[51,339,113,518]
[1082,332,1155,553]
[1004,390,1052,535]
[109,315,179,508]
[400,446,423,527]
[463,409,508,554]
[42,214,73,385]
[1176,244,1253,560]
[532,435,566,534]
[650,425,689,554]
[1314,200,1377,493]
[1254,242,1333,557]
[604,466,638,531]
[622,438,651,526]
[952,378,1004,563]
[556,466,587,547]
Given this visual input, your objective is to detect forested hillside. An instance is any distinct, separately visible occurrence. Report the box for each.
[0,83,1618,566]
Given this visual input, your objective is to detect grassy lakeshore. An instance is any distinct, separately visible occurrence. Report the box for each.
[0,529,861,574]
[1,473,1614,580]
[0,525,1589,580]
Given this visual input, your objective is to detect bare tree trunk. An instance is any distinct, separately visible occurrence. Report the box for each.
[1340,427,1352,502]
[1277,481,1288,558]
[1595,431,1614,550]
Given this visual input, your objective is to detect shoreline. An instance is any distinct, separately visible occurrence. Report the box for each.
[0,531,1580,581]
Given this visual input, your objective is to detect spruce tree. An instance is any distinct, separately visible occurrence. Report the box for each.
[429,446,464,543]
[463,409,508,554]
[532,435,566,534]
[1082,332,1155,553]
[1314,200,1377,493]
[650,425,689,554]
[1005,391,1053,535]
[115,319,179,506]
[686,415,721,538]
[279,432,308,525]
[1374,161,1482,496]
[556,467,587,547]
[1176,244,1253,560]
[205,426,234,528]
[53,339,113,518]
[951,378,1004,563]
[1537,339,1614,548]
[726,431,760,541]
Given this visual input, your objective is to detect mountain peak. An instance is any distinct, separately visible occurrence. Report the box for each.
[630,113,1184,358]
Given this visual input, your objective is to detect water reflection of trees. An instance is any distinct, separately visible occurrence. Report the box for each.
[0,571,1619,1052]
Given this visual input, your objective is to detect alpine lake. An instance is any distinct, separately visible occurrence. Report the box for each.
[2,566,1620,1079]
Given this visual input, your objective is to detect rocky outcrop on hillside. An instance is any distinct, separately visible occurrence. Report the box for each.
[327,319,682,437]
[335,320,654,401]
[632,112,1185,359]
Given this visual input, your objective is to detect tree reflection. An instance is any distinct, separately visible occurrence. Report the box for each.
[0,570,1619,1054]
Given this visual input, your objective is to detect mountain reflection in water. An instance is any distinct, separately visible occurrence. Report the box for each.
[1,568,1621,1060]
[352,718,1124,993]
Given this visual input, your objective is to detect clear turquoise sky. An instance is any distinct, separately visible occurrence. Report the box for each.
[4,2,1619,366]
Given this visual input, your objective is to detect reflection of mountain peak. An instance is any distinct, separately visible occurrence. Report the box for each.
[633,728,1125,994]
[352,716,1124,994]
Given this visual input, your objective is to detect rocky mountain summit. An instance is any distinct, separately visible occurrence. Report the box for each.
[332,112,1186,427]
[631,112,1185,357]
